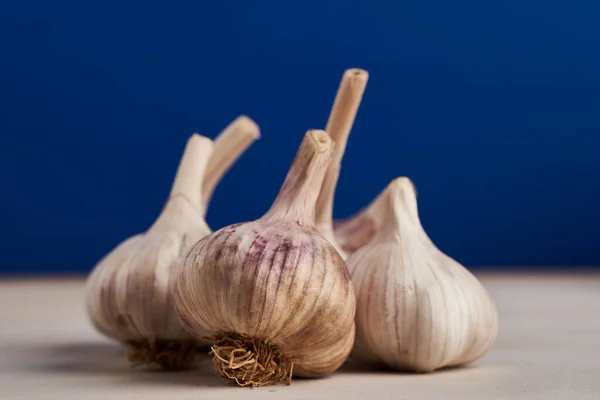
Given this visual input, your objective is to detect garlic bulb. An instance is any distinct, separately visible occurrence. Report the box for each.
[174,130,356,387]
[348,177,499,372]
[85,116,259,369]
[314,68,368,259]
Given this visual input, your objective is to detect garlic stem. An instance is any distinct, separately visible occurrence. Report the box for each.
[202,116,260,212]
[315,69,369,251]
[168,134,214,213]
[263,130,334,227]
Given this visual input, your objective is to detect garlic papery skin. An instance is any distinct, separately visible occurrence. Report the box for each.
[174,130,356,387]
[333,178,402,256]
[348,177,499,372]
[314,68,369,259]
[332,191,383,256]
[85,134,214,370]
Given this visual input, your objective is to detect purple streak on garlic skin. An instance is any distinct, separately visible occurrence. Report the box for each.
[177,220,355,376]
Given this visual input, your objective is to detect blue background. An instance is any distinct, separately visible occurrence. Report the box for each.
[1,1,599,273]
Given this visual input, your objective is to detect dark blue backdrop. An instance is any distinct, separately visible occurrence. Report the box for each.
[2,1,599,273]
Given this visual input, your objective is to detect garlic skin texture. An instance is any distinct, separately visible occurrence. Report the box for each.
[174,130,356,386]
[332,174,393,256]
[333,196,380,256]
[85,134,214,369]
[349,178,499,372]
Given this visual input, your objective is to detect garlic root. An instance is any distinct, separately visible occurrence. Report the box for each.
[126,339,197,370]
[315,68,369,258]
[210,332,293,387]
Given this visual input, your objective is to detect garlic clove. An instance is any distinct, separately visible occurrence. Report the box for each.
[315,68,369,258]
[174,130,356,387]
[348,177,499,372]
[85,116,259,370]
[85,234,144,341]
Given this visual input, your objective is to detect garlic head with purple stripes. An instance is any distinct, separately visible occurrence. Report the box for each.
[174,130,356,387]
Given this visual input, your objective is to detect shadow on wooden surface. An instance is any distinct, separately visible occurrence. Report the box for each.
[338,358,476,375]
[19,342,229,388]
[11,341,507,391]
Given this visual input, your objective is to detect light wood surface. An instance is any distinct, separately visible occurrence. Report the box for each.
[1,273,599,399]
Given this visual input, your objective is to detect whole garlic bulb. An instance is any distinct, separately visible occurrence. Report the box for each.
[348,177,499,372]
[85,134,213,369]
[174,130,356,387]
[314,68,368,258]
[85,116,259,369]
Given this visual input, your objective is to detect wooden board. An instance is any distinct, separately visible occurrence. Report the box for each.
[1,273,599,399]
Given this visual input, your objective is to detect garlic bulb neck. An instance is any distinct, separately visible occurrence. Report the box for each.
[372,177,422,241]
[263,130,333,227]
[333,212,378,255]
[168,134,213,214]
[334,177,420,254]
